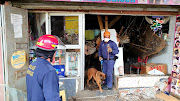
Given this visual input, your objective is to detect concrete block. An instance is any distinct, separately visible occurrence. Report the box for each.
[117,75,168,88]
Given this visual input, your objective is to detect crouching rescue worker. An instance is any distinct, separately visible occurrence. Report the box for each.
[26,35,61,101]
[98,31,119,90]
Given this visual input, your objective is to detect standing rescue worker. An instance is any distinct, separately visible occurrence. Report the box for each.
[26,35,61,101]
[98,31,119,90]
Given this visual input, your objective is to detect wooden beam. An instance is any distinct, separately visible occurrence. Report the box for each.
[119,26,124,37]
[109,16,121,28]
[105,16,108,31]
[28,9,178,16]
[91,10,178,16]
[97,15,104,30]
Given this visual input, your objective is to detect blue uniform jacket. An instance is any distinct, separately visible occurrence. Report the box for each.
[26,57,61,101]
[98,40,119,59]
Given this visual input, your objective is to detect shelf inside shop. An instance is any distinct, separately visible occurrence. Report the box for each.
[64,45,81,49]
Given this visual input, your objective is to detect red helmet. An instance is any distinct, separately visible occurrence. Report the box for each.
[36,35,59,51]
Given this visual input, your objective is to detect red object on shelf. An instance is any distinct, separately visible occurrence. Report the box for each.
[138,56,148,63]
[130,56,148,72]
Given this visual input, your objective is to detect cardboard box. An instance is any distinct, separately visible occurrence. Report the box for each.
[140,63,167,75]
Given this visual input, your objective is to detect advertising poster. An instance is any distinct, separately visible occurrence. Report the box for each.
[171,15,180,96]
[11,50,26,69]
[11,13,23,38]
[65,16,78,35]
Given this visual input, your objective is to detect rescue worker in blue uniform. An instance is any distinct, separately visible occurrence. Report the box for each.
[98,31,119,90]
[26,35,61,101]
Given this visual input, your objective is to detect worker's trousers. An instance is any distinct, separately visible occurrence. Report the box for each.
[103,60,115,88]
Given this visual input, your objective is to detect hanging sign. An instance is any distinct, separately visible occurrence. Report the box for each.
[11,50,26,69]
[150,18,163,32]
[46,0,180,5]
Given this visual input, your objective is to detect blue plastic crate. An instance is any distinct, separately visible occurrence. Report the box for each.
[54,65,65,77]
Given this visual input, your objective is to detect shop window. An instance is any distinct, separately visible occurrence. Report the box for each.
[67,49,80,74]
[50,15,82,77]
[51,16,79,45]
[29,13,82,78]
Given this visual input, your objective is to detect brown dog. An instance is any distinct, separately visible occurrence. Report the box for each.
[87,68,106,93]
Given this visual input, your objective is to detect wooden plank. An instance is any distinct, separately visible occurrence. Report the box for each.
[97,15,104,30]
[91,10,178,16]
[105,16,108,31]
[109,16,121,28]
[119,26,124,36]
[170,92,180,99]
[156,93,179,101]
